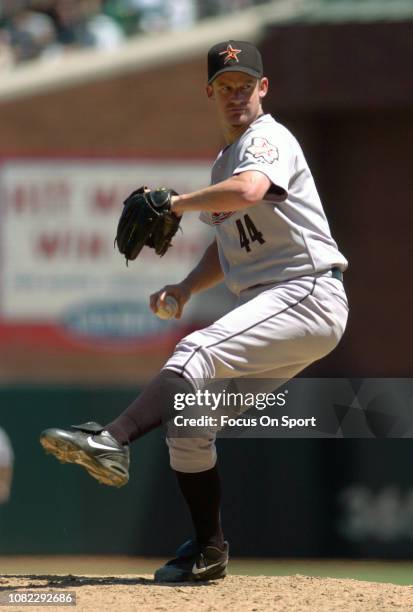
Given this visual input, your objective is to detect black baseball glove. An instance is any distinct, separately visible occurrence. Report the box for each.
[115,186,181,263]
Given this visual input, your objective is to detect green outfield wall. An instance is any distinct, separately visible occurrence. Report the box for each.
[1,387,413,559]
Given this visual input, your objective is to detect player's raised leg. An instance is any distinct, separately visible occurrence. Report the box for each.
[40,368,229,582]
[40,369,192,487]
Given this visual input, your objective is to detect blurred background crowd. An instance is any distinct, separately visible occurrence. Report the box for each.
[0,0,269,69]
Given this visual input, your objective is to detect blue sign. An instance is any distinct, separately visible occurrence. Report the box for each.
[62,301,173,340]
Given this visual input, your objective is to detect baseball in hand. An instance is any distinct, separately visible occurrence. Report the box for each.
[156,294,178,320]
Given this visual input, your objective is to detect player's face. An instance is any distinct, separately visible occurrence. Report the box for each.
[207,72,268,129]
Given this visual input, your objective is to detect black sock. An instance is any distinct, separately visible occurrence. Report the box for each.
[175,465,225,550]
[105,369,192,444]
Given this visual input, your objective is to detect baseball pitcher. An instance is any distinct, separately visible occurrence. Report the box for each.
[40,40,349,582]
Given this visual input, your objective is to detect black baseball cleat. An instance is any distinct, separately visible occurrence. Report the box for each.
[154,539,229,583]
[39,421,129,487]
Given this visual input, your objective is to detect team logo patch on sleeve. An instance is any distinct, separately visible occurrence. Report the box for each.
[246,137,279,164]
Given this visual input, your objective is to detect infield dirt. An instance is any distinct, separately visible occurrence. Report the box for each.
[2,574,413,611]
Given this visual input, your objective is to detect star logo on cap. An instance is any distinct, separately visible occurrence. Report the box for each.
[219,44,242,64]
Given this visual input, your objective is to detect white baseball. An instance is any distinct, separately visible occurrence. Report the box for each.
[156,295,178,320]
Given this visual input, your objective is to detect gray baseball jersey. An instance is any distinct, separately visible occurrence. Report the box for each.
[200,113,348,295]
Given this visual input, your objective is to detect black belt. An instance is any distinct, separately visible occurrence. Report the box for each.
[331,267,344,282]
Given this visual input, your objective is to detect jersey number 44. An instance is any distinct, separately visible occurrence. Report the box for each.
[236,214,266,252]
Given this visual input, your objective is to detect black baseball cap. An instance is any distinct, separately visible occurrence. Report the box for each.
[207,40,263,84]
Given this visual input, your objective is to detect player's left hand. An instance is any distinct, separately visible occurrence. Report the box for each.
[115,186,181,263]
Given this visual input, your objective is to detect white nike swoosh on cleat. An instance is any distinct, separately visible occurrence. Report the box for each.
[192,560,224,575]
[87,436,118,451]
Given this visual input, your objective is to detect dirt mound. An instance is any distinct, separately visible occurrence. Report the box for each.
[1,574,413,611]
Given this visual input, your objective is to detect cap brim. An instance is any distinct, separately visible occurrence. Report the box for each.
[208,66,263,84]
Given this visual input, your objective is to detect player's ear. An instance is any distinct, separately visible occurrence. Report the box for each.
[258,77,268,99]
[206,84,214,99]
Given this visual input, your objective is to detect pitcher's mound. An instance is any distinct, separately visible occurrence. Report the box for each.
[2,573,413,611]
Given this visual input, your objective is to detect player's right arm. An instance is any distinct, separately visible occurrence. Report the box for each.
[150,240,223,319]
